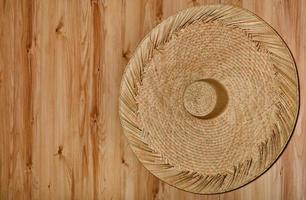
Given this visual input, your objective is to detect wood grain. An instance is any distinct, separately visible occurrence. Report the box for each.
[0,0,305,199]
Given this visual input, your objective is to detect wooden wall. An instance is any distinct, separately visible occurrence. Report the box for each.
[0,0,305,199]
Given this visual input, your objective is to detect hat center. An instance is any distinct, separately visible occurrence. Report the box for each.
[183,79,228,119]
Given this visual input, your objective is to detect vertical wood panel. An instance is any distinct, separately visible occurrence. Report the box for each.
[0,0,305,199]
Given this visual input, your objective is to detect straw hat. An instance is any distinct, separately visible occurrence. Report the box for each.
[119,5,299,194]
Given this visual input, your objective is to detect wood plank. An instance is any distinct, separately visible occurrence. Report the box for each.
[0,0,305,199]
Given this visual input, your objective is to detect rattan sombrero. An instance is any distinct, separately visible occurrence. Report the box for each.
[119,5,299,194]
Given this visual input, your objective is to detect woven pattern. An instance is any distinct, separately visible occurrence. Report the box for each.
[119,5,299,194]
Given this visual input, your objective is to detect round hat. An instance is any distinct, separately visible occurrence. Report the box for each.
[119,5,299,194]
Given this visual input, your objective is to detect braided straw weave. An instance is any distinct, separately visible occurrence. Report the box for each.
[119,5,299,194]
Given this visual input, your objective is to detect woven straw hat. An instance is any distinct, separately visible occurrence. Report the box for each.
[119,5,299,194]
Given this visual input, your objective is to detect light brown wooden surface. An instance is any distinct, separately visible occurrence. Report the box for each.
[0,0,305,199]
